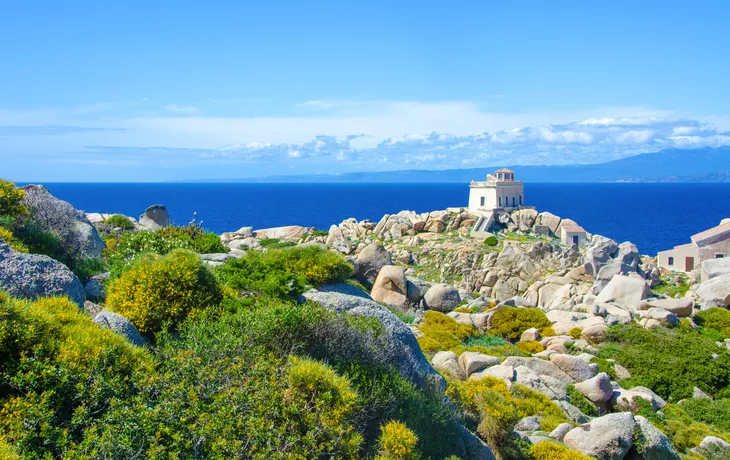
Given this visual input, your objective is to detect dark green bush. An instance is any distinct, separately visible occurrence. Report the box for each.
[216,250,308,299]
[599,322,730,400]
[489,307,552,340]
[259,237,296,249]
[104,214,135,230]
[681,398,730,433]
[566,384,598,417]
[695,308,730,339]
[272,245,353,287]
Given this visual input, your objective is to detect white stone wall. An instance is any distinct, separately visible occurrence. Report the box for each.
[561,230,587,246]
[468,186,499,211]
[657,244,700,272]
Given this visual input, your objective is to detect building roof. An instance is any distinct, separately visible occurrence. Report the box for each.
[494,168,514,173]
[691,221,730,244]
[561,225,586,233]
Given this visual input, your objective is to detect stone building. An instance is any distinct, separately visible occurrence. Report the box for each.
[657,218,730,272]
[468,168,525,212]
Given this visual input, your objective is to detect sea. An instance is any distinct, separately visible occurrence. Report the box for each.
[33,182,730,256]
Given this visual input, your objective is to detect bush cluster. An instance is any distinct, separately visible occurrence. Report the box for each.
[489,307,552,340]
[106,225,226,277]
[529,441,592,460]
[104,214,135,230]
[0,180,27,219]
[599,322,730,400]
[0,227,28,252]
[447,376,568,458]
[566,384,598,417]
[516,340,544,354]
[417,311,476,353]
[695,307,730,339]
[107,249,223,335]
[377,420,419,460]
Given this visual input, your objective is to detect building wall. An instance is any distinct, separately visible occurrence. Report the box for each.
[698,237,730,261]
[561,230,587,246]
[496,184,524,209]
[468,186,499,211]
[657,244,700,272]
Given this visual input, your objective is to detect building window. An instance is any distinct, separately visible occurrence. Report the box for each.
[480,197,485,206]
[519,195,522,205]
[668,257,674,266]
[717,254,726,258]
[498,197,502,206]
[512,197,516,207]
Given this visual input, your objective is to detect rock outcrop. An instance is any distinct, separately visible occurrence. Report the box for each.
[93,310,146,346]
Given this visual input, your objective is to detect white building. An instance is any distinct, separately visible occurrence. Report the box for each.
[468,168,525,212]
[657,218,730,272]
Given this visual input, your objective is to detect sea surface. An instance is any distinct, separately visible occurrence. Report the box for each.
[33,182,730,256]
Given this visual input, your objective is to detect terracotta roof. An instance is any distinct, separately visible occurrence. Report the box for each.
[691,221,730,243]
[561,225,586,233]
[494,168,514,173]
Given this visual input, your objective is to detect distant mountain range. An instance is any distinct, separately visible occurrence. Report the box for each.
[195,146,730,183]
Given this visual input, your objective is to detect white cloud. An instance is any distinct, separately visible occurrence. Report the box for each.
[164,104,200,114]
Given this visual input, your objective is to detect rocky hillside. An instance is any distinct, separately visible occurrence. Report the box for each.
[1,178,730,459]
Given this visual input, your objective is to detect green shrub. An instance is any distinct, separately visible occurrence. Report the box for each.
[599,322,730,400]
[0,179,27,219]
[638,402,730,453]
[589,357,617,379]
[272,245,354,287]
[569,327,582,340]
[106,225,226,277]
[695,308,730,339]
[259,237,296,249]
[464,334,507,348]
[566,384,598,416]
[681,398,730,433]
[71,257,106,283]
[0,294,152,457]
[107,249,222,335]
[377,420,419,460]
[417,311,476,353]
[216,250,307,299]
[483,235,498,246]
[530,442,593,460]
[0,227,28,252]
[489,307,552,340]
[311,229,330,237]
[104,214,135,230]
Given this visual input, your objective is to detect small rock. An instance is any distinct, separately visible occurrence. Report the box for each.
[93,311,146,346]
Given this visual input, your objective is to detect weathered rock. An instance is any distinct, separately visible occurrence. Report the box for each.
[93,310,146,346]
[638,307,679,329]
[634,415,680,460]
[563,412,636,460]
[639,297,694,317]
[521,327,540,342]
[138,204,171,230]
[0,238,86,307]
[616,242,640,268]
[318,282,372,299]
[695,273,730,308]
[512,209,538,232]
[556,400,591,424]
[432,351,462,379]
[356,243,393,284]
[303,288,443,390]
[458,352,499,378]
[701,257,730,283]
[595,275,650,309]
[254,225,313,239]
[371,265,408,308]
[581,323,608,344]
[21,184,106,258]
[83,300,104,317]
[423,283,461,312]
[550,423,573,442]
[470,365,515,382]
[690,436,730,458]
[611,386,666,411]
[406,277,430,304]
[537,212,562,235]
[84,276,106,300]
[550,353,596,382]
[693,386,711,399]
[584,236,619,277]
[513,365,568,400]
[592,262,636,295]
[574,372,613,403]
[502,357,574,384]
[515,416,541,432]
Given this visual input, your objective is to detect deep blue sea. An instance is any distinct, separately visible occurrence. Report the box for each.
[33,182,730,256]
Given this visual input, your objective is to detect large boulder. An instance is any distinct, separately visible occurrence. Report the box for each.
[634,415,680,460]
[370,265,408,308]
[138,204,171,230]
[303,287,443,390]
[0,237,85,307]
[638,297,694,317]
[595,275,650,310]
[254,225,312,239]
[550,354,596,382]
[21,184,105,259]
[458,352,499,378]
[563,412,636,460]
[616,242,640,268]
[93,310,146,346]
[432,351,462,379]
[502,357,574,384]
[422,283,461,312]
[356,243,393,284]
[406,277,431,304]
[694,273,730,308]
[574,372,613,403]
[701,257,730,283]
[512,209,538,232]
[592,262,636,295]
[536,211,562,235]
[691,436,730,458]
[584,236,619,277]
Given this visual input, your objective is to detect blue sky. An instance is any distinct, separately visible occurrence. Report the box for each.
[2,1,729,181]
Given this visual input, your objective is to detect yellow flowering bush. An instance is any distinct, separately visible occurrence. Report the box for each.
[530,441,592,460]
[0,179,27,219]
[569,327,582,339]
[417,311,476,353]
[0,294,152,455]
[272,245,354,287]
[377,420,419,460]
[0,227,28,252]
[285,356,363,456]
[517,340,544,354]
[107,249,223,334]
[489,307,552,340]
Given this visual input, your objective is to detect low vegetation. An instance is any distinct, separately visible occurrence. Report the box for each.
[489,306,552,340]
[104,214,135,230]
